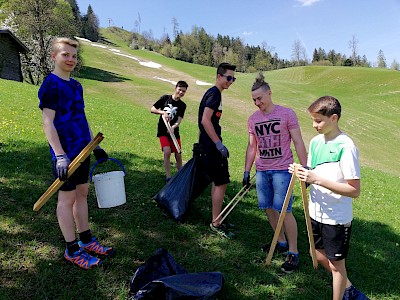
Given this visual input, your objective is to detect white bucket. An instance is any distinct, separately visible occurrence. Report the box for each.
[92,170,126,208]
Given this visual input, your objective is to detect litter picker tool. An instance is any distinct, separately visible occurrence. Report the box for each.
[213,174,255,225]
[162,115,182,154]
[33,132,104,212]
[265,164,318,269]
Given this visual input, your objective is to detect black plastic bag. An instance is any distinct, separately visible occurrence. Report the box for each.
[153,144,211,222]
[133,272,224,300]
[128,248,223,300]
[129,248,187,295]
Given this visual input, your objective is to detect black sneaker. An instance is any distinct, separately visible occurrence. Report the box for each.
[261,242,289,255]
[209,223,235,239]
[281,253,299,274]
[343,285,370,300]
[219,222,235,230]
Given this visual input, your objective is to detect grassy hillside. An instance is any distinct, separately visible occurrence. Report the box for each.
[91,27,400,176]
[0,27,399,299]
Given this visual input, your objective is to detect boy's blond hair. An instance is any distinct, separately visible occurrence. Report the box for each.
[51,37,79,53]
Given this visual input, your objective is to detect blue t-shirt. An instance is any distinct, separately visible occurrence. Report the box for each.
[38,73,91,159]
[198,86,222,154]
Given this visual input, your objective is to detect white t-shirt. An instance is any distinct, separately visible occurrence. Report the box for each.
[308,133,360,225]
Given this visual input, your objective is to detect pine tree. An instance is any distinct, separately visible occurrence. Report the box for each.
[82,4,99,42]
[377,50,387,68]
[66,0,82,35]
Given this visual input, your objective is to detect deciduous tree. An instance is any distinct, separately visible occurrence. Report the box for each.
[2,0,77,84]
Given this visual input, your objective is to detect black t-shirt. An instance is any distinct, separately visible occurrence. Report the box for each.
[198,86,222,153]
[153,95,186,138]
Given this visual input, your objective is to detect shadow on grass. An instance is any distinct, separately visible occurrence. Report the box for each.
[98,36,119,47]
[76,66,131,82]
[0,140,399,299]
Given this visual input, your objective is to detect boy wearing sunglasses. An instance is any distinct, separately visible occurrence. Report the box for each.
[198,62,236,239]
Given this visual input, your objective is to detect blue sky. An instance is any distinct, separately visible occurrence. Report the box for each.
[76,0,400,66]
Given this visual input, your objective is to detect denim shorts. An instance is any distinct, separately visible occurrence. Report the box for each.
[256,169,293,212]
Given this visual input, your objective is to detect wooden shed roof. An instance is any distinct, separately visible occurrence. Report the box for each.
[0,29,29,53]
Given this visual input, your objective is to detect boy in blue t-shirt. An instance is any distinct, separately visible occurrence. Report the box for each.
[38,37,114,269]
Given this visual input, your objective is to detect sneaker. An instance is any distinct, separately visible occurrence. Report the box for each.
[281,253,299,274]
[219,222,235,230]
[64,248,102,270]
[209,223,235,239]
[78,236,115,258]
[355,291,370,300]
[343,285,370,300]
[261,242,289,255]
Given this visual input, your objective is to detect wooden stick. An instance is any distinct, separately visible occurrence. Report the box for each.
[265,170,296,267]
[213,175,255,225]
[300,180,318,269]
[33,133,104,212]
[162,115,181,154]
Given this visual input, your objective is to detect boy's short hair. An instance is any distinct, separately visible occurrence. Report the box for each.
[51,37,79,53]
[217,62,236,75]
[308,96,341,119]
[176,80,188,89]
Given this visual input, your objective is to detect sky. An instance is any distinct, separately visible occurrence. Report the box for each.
[76,0,400,66]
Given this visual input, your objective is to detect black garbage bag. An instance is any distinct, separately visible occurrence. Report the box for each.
[129,248,187,295]
[153,143,211,222]
[128,248,224,300]
[133,272,224,300]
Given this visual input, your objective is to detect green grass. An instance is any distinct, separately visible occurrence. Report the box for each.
[1,28,399,299]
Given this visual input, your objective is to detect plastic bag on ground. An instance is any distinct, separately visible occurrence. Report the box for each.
[128,248,223,300]
[129,248,187,295]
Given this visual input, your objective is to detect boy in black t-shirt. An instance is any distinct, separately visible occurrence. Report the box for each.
[151,81,188,182]
[198,62,236,238]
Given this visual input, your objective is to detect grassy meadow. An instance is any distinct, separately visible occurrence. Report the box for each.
[0,27,399,299]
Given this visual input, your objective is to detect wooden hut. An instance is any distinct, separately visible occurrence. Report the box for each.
[0,29,29,82]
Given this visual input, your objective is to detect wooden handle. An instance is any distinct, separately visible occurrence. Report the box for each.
[265,171,296,267]
[300,180,318,269]
[33,133,104,211]
[162,115,182,154]
[213,174,255,224]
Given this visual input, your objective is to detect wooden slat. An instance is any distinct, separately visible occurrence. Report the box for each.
[162,115,181,154]
[33,133,104,211]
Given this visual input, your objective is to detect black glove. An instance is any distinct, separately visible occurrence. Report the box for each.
[93,147,108,162]
[56,154,70,181]
[242,171,250,188]
[215,141,229,158]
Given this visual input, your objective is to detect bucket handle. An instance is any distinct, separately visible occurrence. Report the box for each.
[90,157,126,182]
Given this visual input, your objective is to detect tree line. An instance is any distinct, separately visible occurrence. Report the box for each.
[131,18,398,71]
[1,0,398,85]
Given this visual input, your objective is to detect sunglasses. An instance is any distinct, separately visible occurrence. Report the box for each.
[220,75,236,82]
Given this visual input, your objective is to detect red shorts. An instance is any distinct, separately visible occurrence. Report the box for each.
[159,136,182,153]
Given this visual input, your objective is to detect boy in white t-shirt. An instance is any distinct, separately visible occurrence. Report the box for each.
[291,96,369,300]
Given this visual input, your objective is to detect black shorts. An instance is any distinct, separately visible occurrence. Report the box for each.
[200,153,230,186]
[311,218,352,261]
[52,157,90,191]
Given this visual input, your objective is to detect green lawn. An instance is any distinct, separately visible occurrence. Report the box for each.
[0,28,399,299]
